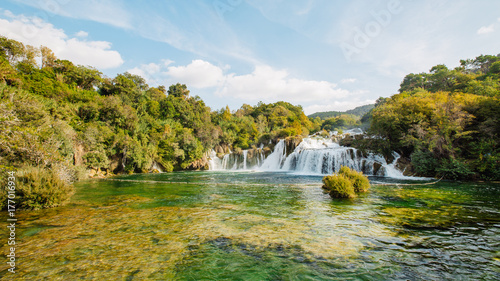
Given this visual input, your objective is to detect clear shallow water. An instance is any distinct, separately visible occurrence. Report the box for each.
[1,171,499,280]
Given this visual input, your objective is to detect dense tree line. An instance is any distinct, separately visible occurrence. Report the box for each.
[359,54,500,180]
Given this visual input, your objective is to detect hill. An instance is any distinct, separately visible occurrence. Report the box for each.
[308,104,375,120]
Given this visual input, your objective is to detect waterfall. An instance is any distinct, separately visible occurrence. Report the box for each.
[256,137,387,175]
[151,161,164,173]
[259,140,287,170]
[242,150,248,170]
[207,148,265,170]
[208,150,223,170]
[208,136,407,178]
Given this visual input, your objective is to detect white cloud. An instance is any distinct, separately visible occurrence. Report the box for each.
[477,24,494,34]
[0,10,124,69]
[153,59,353,104]
[127,59,175,86]
[216,65,349,103]
[75,30,88,38]
[159,60,352,104]
[162,59,175,67]
[128,62,169,85]
[340,78,356,84]
[165,60,225,88]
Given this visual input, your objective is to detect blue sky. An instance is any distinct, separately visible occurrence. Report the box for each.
[0,0,499,114]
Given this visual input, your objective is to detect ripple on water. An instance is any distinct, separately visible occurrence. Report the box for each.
[0,172,499,280]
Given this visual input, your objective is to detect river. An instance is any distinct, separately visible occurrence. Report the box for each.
[1,171,499,280]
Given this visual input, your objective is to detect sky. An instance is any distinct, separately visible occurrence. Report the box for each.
[0,0,499,115]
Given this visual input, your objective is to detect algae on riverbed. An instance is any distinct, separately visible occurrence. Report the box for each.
[1,172,498,280]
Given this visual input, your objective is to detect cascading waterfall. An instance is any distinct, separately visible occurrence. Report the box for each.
[208,148,266,171]
[259,139,286,171]
[242,150,248,170]
[208,135,407,178]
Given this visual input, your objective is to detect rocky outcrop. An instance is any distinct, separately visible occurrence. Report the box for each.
[395,157,415,176]
[284,136,303,156]
[109,154,124,174]
[214,144,232,158]
[89,168,110,178]
[189,156,210,170]
[73,143,85,166]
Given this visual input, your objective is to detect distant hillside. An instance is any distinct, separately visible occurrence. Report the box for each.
[308,104,375,120]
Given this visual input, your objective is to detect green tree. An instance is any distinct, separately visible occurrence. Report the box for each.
[168,83,190,98]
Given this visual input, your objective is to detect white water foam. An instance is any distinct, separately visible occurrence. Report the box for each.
[208,136,421,179]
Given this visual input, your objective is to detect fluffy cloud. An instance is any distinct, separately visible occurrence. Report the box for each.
[165,60,225,88]
[216,65,349,103]
[477,24,495,35]
[128,62,164,84]
[0,10,124,69]
[340,78,357,83]
[169,60,355,107]
[150,59,351,104]
[75,31,88,38]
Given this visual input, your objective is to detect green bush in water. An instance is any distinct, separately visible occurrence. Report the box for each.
[338,166,370,193]
[322,166,371,199]
[322,174,356,199]
[14,167,74,210]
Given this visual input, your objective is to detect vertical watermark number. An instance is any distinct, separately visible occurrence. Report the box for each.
[6,171,16,274]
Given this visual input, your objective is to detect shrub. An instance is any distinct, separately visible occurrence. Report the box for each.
[83,150,110,170]
[322,174,356,199]
[411,149,438,176]
[322,166,371,199]
[13,166,75,210]
[437,158,474,180]
[338,166,370,193]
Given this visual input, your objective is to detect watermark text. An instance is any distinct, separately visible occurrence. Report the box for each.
[6,171,16,274]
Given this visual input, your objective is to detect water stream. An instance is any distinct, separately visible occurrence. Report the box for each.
[1,171,499,280]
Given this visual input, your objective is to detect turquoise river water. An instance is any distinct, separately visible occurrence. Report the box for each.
[1,171,499,280]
